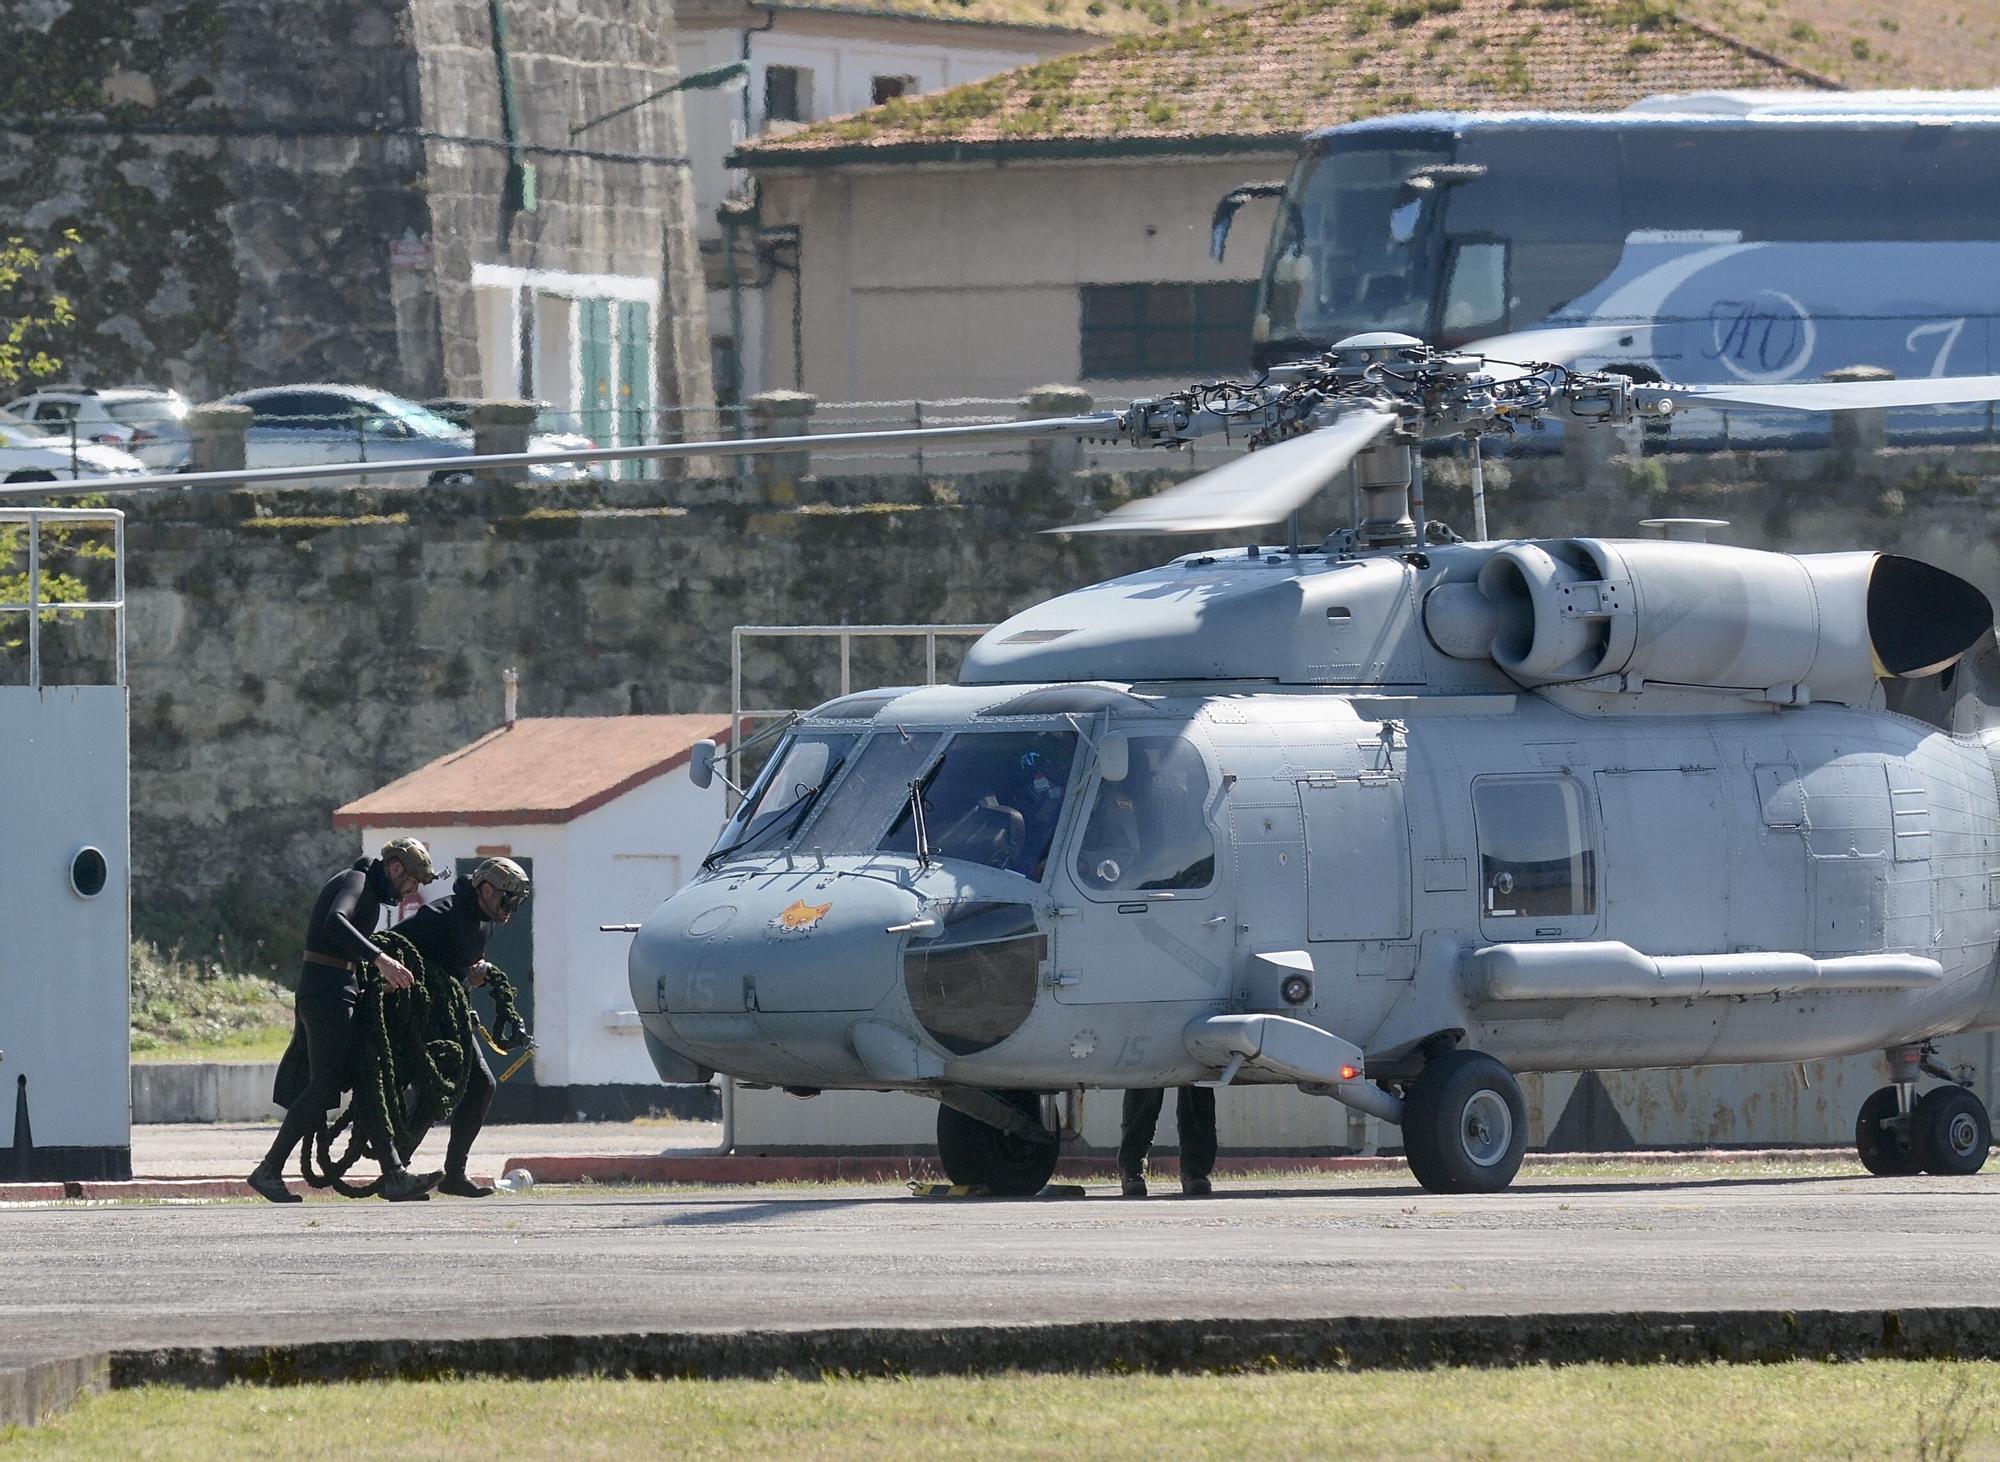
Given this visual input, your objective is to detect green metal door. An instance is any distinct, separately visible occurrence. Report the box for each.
[455,856,536,1085]
[617,299,652,479]
[579,299,614,452]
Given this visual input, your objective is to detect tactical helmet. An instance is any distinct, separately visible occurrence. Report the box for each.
[469,856,532,910]
[379,836,437,884]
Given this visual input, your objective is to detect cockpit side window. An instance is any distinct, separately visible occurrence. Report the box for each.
[1074,735,1216,895]
[881,730,1079,879]
[708,730,860,861]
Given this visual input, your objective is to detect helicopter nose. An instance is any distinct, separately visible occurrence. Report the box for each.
[629,876,919,1022]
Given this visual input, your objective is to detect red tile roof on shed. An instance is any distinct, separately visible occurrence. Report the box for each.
[333,715,732,829]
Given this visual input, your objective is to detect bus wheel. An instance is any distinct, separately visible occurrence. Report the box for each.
[1402,1050,1527,1194]
[936,1090,1058,1195]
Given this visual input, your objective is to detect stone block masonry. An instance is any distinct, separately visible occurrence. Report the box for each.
[53,443,2000,964]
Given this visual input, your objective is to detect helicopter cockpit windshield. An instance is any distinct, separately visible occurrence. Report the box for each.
[704,725,1081,879]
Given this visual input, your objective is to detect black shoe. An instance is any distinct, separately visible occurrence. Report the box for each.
[1120,1173,1147,1198]
[1181,1176,1213,1197]
[247,1164,301,1204]
[380,1168,441,1202]
[439,1171,494,1198]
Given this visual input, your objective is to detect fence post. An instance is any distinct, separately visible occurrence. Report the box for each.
[187,404,251,486]
[1021,384,1094,479]
[469,401,540,486]
[748,390,816,489]
[1824,364,1892,467]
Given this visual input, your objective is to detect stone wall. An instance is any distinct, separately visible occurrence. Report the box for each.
[52,442,2000,966]
[0,0,711,411]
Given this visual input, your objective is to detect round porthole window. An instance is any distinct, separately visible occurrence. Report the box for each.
[70,846,109,899]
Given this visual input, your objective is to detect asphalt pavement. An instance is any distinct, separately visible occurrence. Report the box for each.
[6,1166,1999,1372]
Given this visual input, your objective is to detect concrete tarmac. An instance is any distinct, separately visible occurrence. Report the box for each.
[6,1167,2000,1372]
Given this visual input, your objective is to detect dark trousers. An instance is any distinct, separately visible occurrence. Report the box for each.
[264,965,405,1173]
[1118,1086,1217,1181]
[402,1036,497,1174]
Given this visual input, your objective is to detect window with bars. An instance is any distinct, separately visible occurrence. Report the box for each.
[1078,281,1257,378]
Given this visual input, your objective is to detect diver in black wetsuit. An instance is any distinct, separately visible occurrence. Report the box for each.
[248,838,442,1204]
[390,857,532,1198]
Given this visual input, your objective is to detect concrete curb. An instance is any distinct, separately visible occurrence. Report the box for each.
[101,1307,2000,1393]
[0,1175,495,1205]
[0,1352,108,1429]
[501,1147,1844,1186]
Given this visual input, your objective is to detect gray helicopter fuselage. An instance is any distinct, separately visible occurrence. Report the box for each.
[631,538,2000,1098]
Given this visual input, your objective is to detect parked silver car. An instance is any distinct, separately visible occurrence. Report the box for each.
[0,408,148,482]
[221,384,593,487]
[2,385,192,470]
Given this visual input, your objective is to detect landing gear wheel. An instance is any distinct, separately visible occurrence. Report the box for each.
[935,1090,1058,1196]
[1854,1085,1923,1176]
[1916,1085,1991,1176]
[1401,1050,1527,1194]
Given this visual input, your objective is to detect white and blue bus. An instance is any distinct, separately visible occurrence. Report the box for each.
[1218,92,2000,444]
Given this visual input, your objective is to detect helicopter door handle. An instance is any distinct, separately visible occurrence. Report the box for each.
[1202,915,1228,927]
[1050,972,1080,987]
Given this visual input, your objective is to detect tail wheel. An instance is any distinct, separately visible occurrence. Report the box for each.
[1915,1085,1991,1176]
[935,1090,1058,1196]
[1854,1085,1923,1176]
[1401,1049,1527,1194]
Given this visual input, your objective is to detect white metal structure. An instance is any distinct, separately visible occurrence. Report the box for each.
[0,508,131,1179]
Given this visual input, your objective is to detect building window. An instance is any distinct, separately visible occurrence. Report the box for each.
[1078,281,1256,378]
[871,75,916,105]
[764,64,811,125]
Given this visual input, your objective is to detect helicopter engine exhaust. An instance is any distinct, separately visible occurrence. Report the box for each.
[1424,541,1991,704]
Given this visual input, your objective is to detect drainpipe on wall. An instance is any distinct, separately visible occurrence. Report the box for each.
[489,0,535,215]
[503,667,519,726]
[725,6,779,419]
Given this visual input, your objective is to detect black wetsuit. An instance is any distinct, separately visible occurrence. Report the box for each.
[391,876,499,1176]
[263,858,405,1172]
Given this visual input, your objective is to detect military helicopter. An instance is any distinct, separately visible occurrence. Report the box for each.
[619,326,2000,1195]
[23,328,2000,1196]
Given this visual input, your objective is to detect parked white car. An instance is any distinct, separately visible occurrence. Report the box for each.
[0,409,148,482]
[222,385,594,487]
[2,386,192,470]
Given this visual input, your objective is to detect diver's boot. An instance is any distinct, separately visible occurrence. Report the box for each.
[380,1168,440,1202]
[438,1169,494,1198]
[247,1162,301,1204]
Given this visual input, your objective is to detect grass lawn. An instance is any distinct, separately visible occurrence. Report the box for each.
[129,941,293,1064]
[8,1361,1999,1459]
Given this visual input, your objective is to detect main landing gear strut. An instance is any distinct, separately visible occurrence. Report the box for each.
[1855,1042,1992,1177]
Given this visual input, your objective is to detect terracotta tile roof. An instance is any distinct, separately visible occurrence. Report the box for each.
[333,715,732,829]
[738,0,1834,158]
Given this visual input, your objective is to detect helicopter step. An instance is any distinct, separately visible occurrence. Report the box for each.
[1855,1043,1994,1178]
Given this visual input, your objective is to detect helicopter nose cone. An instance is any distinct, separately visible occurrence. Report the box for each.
[629,875,919,1021]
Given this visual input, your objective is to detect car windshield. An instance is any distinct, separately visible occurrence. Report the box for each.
[706,730,861,864]
[370,394,466,439]
[882,729,1079,879]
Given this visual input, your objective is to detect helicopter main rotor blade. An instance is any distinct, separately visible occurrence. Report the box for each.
[0,413,1128,499]
[1051,409,1398,536]
[1462,324,1652,382]
[1640,376,2000,414]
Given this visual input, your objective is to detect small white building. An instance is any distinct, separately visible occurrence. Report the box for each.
[333,713,730,1106]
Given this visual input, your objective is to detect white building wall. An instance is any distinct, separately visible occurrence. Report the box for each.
[756,151,1295,405]
[562,772,729,1086]
[0,686,130,1155]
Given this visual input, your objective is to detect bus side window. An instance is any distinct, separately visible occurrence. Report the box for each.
[1442,240,1508,337]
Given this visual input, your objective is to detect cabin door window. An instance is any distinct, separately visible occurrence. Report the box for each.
[1471,775,1598,939]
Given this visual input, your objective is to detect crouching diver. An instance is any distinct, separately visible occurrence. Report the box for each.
[248,838,445,1204]
[390,857,533,1197]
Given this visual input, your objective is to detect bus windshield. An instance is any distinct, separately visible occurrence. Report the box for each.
[1258,136,1453,356]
